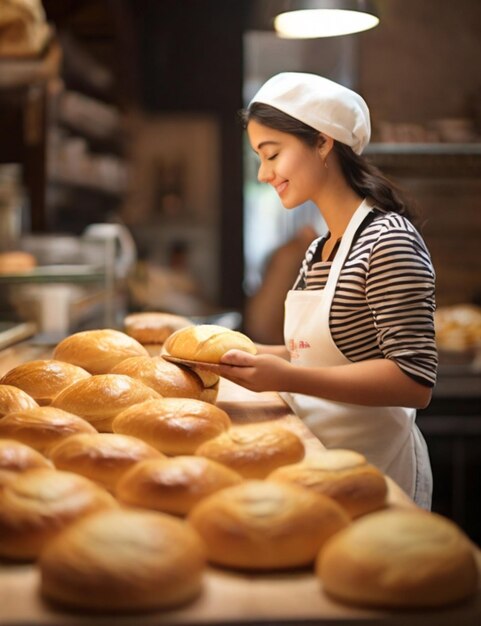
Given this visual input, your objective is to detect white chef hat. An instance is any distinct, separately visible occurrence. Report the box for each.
[248,72,371,155]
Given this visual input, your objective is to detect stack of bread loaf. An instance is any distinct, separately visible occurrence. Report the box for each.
[0,320,478,614]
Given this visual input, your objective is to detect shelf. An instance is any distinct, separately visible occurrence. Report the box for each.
[365,143,481,177]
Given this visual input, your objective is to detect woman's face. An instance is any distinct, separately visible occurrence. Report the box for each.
[247,119,325,209]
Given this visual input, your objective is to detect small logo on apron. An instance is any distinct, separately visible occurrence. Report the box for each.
[288,338,311,360]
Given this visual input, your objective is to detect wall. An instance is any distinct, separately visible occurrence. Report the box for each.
[359,0,481,307]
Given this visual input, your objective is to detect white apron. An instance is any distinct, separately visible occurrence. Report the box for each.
[282,200,432,509]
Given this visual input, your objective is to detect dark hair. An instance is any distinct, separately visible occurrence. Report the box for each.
[242,103,418,223]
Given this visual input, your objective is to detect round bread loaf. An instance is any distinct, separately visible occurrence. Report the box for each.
[39,508,206,612]
[110,355,207,400]
[52,329,149,374]
[117,455,243,515]
[0,439,52,489]
[162,324,256,364]
[0,360,91,405]
[112,397,231,455]
[195,423,305,478]
[124,312,193,345]
[0,251,36,274]
[49,432,163,492]
[0,384,38,417]
[0,406,97,455]
[0,468,117,560]
[269,449,387,518]
[317,508,479,608]
[50,374,161,432]
[188,480,349,570]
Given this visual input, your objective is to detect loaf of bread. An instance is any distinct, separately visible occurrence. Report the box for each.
[116,455,243,515]
[112,397,231,455]
[110,355,207,401]
[0,359,91,405]
[269,449,387,518]
[0,467,117,560]
[0,384,38,417]
[39,508,206,612]
[317,509,479,608]
[124,312,193,345]
[0,438,52,489]
[52,329,149,374]
[188,480,349,570]
[195,423,305,478]
[49,432,163,492]
[50,374,161,432]
[162,324,257,364]
[0,251,36,274]
[0,406,97,455]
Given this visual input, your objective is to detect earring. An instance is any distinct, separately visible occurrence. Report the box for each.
[324,159,328,170]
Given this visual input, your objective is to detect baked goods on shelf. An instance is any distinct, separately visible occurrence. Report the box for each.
[49,432,163,492]
[195,423,305,478]
[162,323,256,364]
[434,303,481,356]
[0,467,117,560]
[317,508,479,608]
[188,479,349,570]
[112,397,231,455]
[52,329,149,374]
[268,449,387,518]
[0,406,97,455]
[124,311,192,345]
[116,455,243,516]
[0,383,38,417]
[50,373,161,432]
[0,251,36,273]
[39,508,206,612]
[110,355,210,401]
[0,360,91,405]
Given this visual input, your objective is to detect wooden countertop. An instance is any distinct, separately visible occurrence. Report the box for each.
[0,342,480,625]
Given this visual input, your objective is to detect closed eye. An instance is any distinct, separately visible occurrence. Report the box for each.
[267,154,278,161]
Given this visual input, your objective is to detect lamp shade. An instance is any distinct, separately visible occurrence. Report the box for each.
[273,0,379,38]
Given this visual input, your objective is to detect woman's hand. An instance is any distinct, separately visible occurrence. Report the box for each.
[217,349,292,392]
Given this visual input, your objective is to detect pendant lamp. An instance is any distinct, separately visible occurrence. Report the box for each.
[273,0,379,38]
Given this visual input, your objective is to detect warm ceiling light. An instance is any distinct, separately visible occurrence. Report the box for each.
[274,1,379,39]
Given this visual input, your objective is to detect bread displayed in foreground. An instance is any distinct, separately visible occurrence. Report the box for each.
[0,468,117,560]
[49,432,163,492]
[0,360,91,405]
[117,455,243,516]
[317,508,479,608]
[188,480,349,570]
[0,384,38,417]
[162,323,257,364]
[0,439,52,489]
[195,423,305,478]
[110,355,209,401]
[39,508,206,612]
[0,406,97,455]
[50,374,161,432]
[52,329,149,374]
[112,397,231,455]
[268,449,387,518]
[124,312,192,345]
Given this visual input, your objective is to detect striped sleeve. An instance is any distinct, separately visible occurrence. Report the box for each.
[366,216,438,387]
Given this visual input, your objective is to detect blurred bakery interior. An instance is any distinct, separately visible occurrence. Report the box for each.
[0,0,480,541]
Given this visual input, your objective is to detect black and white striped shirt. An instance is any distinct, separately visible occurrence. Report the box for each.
[295,209,438,387]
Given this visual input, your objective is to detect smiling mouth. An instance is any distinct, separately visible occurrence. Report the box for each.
[275,181,288,195]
